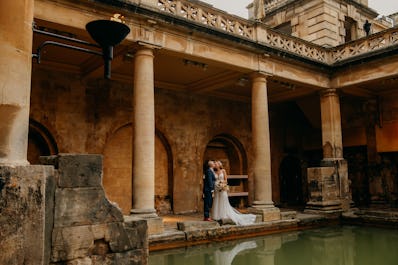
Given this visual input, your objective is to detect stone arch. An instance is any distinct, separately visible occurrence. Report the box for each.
[204,134,248,208]
[102,123,173,214]
[155,130,174,214]
[28,119,58,164]
[204,134,248,175]
[103,124,132,214]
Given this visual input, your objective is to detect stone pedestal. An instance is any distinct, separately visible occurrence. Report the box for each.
[305,166,342,213]
[0,165,55,265]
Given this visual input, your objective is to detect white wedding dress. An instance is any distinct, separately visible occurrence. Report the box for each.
[211,172,256,226]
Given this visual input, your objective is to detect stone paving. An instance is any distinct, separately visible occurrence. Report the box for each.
[149,209,332,251]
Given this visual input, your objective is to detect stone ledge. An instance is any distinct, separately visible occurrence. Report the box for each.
[149,219,298,250]
[177,220,220,231]
[280,210,297,220]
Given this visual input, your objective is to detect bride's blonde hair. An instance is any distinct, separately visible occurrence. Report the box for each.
[217,160,224,169]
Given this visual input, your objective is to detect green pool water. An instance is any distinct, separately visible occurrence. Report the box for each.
[149,226,398,265]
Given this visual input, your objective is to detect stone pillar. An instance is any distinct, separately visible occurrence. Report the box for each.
[364,99,385,205]
[130,46,163,234]
[0,0,34,166]
[306,89,351,213]
[320,89,343,161]
[249,72,280,221]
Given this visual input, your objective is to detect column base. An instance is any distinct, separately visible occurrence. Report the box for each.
[249,206,280,222]
[304,201,342,214]
[128,209,163,235]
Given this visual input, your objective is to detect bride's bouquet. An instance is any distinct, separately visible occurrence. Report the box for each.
[215,180,229,192]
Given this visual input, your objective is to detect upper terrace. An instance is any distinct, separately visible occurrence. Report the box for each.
[156,0,398,66]
[32,0,398,102]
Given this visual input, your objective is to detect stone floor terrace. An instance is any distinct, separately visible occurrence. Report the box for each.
[149,208,398,251]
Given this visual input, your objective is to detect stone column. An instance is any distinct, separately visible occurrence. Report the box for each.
[249,72,280,221]
[320,89,343,161]
[364,99,384,205]
[129,46,163,234]
[0,0,34,166]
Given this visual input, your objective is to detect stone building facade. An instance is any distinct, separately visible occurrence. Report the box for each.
[1,0,398,263]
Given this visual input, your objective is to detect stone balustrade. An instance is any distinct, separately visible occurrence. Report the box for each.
[156,0,398,65]
[330,26,398,64]
[157,0,253,38]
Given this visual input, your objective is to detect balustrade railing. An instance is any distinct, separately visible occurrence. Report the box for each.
[157,0,253,38]
[263,29,329,63]
[156,0,398,65]
[330,27,398,63]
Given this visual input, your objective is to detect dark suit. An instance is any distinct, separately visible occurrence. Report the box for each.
[203,167,216,219]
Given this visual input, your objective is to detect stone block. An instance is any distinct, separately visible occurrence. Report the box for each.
[125,215,164,235]
[249,207,281,222]
[0,165,55,265]
[52,225,93,261]
[41,154,103,188]
[146,216,164,235]
[124,218,148,250]
[90,249,147,265]
[307,166,339,202]
[54,187,123,227]
[281,210,297,220]
[51,223,133,262]
[92,223,133,253]
[177,220,220,232]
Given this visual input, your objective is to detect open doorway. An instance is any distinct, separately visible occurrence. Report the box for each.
[279,155,304,207]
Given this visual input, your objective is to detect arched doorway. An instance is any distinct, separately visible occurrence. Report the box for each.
[103,124,132,214]
[279,155,303,206]
[103,124,173,214]
[28,119,58,164]
[204,134,248,208]
[154,131,173,214]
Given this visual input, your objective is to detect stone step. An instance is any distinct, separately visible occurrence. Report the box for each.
[177,220,220,232]
[281,210,297,220]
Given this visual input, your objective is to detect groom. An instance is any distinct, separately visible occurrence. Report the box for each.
[203,160,216,221]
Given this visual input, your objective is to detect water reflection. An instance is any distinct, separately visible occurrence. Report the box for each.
[150,226,398,265]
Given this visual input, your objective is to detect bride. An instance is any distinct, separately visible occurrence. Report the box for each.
[211,161,256,225]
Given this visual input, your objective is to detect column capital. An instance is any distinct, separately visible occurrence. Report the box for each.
[137,41,162,50]
[319,88,339,97]
[250,71,273,80]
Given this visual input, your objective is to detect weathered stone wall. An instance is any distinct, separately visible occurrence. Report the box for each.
[155,89,253,213]
[41,154,148,265]
[0,165,55,265]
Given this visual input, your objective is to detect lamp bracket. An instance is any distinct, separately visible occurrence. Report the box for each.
[32,28,103,64]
